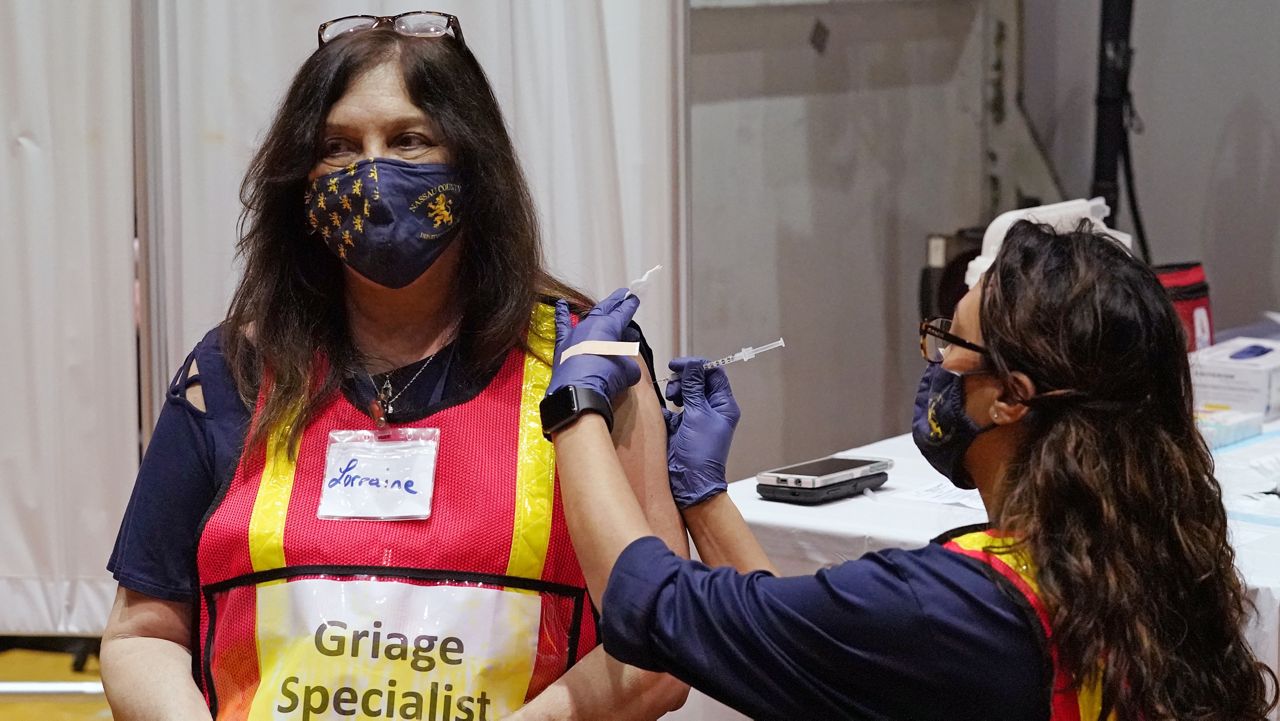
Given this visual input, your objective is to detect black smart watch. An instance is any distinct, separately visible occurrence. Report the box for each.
[540,385,614,440]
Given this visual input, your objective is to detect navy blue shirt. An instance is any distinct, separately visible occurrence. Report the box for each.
[107,328,248,601]
[600,536,1049,721]
[109,322,661,603]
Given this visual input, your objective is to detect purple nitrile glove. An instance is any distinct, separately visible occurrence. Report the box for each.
[548,288,643,403]
[662,357,741,509]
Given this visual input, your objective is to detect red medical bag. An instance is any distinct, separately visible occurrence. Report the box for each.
[1155,262,1212,351]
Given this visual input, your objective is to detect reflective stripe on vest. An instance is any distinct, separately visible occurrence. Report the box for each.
[943,530,1110,721]
[195,304,595,720]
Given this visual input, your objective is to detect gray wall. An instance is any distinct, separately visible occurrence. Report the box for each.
[1024,0,1280,331]
[688,2,986,479]
[691,0,1280,479]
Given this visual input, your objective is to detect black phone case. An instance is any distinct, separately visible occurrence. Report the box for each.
[756,473,888,506]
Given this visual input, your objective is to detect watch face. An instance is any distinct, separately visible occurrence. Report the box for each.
[540,385,580,431]
[540,385,612,439]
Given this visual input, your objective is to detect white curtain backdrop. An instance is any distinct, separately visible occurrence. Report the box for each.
[0,0,138,634]
[141,0,683,416]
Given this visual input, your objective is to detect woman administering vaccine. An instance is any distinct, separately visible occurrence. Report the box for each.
[545,222,1277,720]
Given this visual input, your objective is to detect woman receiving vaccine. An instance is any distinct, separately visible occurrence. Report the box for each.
[102,13,687,720]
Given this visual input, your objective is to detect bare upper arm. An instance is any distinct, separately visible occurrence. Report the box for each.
[610,362,689,558]
[103,585,195,650]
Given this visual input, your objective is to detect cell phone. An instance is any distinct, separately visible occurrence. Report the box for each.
[756,473,888,505]
[756,455,893,489]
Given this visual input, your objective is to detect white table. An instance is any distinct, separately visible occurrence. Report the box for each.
[670,432,1280,720]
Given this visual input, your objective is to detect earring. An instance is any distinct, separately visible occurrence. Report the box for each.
[990,408,1001,421]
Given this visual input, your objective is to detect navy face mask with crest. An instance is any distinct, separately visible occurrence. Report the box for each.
[305,157,462,289]
[911,362,995,490]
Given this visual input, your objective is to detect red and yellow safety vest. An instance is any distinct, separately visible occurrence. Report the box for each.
[195,304,594,720]
[941,527,1113,721]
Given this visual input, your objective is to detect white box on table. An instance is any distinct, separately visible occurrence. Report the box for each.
[1194,405,1263,449]
[1191,337,1280,421]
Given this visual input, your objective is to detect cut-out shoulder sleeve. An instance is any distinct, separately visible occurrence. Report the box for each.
[182,359,205,413]
[107,326,251,602]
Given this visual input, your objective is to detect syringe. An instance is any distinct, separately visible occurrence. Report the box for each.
[659,338,785,384]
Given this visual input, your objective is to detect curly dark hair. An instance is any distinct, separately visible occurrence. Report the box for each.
[980,220,1277,719]
[224,29,589,454]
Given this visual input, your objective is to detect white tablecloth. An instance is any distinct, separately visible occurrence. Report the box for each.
[669,432,1280,720]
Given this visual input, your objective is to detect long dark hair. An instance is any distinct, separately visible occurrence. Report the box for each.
[982,221,1277,719]
[224,30,589,454]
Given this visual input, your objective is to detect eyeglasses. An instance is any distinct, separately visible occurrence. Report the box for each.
[317,11,465,48]
[920,317,990,363]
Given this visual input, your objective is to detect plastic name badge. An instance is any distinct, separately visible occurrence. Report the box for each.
[319,428,439,520]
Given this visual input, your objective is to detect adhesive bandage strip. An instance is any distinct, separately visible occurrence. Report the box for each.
[559,340,641,362]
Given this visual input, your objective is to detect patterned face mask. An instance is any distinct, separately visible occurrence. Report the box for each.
[911,361,996,490]
[306,157,462,289]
